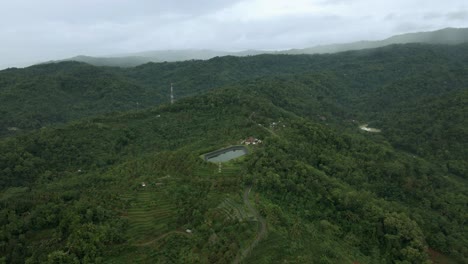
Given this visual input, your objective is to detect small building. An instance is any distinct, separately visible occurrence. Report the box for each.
[242,137,262,145]
[318,115,327,121]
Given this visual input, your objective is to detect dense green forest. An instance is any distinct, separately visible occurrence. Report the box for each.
[2,44,468,136]
[0,43,467,263]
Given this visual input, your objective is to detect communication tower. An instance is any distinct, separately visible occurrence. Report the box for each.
[170,83,174,104]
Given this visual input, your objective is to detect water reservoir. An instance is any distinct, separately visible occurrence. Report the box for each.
[204,146,248,163]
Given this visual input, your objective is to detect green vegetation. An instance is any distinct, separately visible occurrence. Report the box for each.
[0,62,161,136]
[124,184,176,244]
[3,43,468,140]
[0,43,467,263]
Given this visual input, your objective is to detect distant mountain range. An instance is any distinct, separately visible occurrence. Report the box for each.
[62,49,266,67]
[285,27,468,54]
[56,27,468,67]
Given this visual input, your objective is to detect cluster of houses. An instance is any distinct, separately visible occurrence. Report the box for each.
[269,121,286,128]
[241,137,262,145]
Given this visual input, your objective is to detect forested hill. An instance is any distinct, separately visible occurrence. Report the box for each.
[1,43,468,138]
[1,43,467,179]
[0,62,162,135]
[0,84,466,263]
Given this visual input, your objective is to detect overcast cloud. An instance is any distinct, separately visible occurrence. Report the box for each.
[0,0,467,68]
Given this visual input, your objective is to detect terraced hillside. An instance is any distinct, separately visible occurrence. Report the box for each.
[104,159,262,263]
[123,183,177,244]
[217,197,253,222]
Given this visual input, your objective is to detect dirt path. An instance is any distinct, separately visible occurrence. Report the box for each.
[248,112,279,138]
[232,186,267,264]
[134,230,189,247]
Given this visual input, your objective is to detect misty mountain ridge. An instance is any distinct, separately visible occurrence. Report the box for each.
[62,49,266,67]
[286,27,468,54]
[56,27,468,67]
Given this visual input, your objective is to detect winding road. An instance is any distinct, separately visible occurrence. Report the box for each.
[232,186,267,264]
[248,112,279,138]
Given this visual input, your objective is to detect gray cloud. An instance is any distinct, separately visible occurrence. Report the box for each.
[0,1,241,24]
[319,0,352,4]
[1,0,468,69]
[393,22,434,33]
[384,13,397,21]
[446,10,468,20]
[423,12,443,20]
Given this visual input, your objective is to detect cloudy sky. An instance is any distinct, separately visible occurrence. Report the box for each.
[0,0,467,68]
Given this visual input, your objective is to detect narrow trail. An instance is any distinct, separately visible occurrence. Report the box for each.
[248,112,279,138]
[134,230,189,247]
[232,186,267,264]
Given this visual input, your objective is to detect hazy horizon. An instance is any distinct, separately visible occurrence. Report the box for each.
[1,0,468,69]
